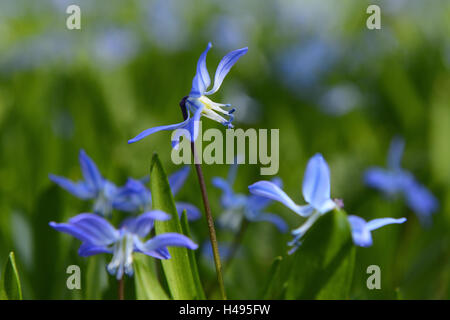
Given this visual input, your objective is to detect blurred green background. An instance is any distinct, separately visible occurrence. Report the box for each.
[0,0,449,299]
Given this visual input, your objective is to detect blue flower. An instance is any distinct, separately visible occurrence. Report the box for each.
[348,215,406,247]
[114,166,201,221]
[364,137,438,225]
[250,153,406,252]
[249,153,336,217]
[212,162,288,233]
[49,211,198,280]
[49,149,119,217]
[128,42,248,147]
[249,153,336,250]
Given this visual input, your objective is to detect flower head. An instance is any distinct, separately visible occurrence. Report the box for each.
[364,137,438,225]
[114,166,201,221]
[128,42,248,147]
[212,162,287,232]
[248,153,336,218]
[348,215,406,247]
[49,211,198,280]
[49,149,119,217]
[250,153,406,252]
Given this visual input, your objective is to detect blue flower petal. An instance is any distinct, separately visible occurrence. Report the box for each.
[366,217,407,231]
[126,178,151,201]
[168,166,190,196]
[142,233,198,253]
[78,243,112,257]
[175,202,201,221]
[349,215,406,247]
[403,181,438,225]
[248,181,309,217]
[213,177,246,209]
[212,177,232,193]
[112,178,151,211]
[190,42,212,97]
[347,215,373,247]
[205,46,248,95]
[186,104,204,142]
[49,174,95,199]
[291,210,321,241]
[79,149,104,192]
[387,137,405,170]
[128,115,191,144]
[364,167,403,195]
[133,238,171,259]
[302,153,335,213]
[316,199,337,214]
[249,212,288,233]
[50,213,119,246]
[122,210,171,238]
[112,185,142,212]
[226,158,241,185]
[246,177,283,212]
[171,126,190,149]
[103,181,118,199]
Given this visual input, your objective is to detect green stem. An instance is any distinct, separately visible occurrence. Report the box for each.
[191,142,227,300]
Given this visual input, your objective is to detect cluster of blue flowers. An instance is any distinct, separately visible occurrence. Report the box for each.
[48,42,439,281]
[49,150,199,280]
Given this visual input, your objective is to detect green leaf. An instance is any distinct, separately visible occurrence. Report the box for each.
[180,210,206,300]
[261,256,283,300]
[85,255,108,299]
[31,185,62,299]
[285,209,355,299]
[134,255,169,300]
[150,154,199,300]
[0,252,23,300]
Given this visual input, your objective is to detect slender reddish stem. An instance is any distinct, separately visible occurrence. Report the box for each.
[118,277,124,300]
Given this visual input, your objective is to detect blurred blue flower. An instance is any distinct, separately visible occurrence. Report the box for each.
[92,28,138,68]
[276,39,338,92]
[128,42,248,147]
[114,166,201,221]
[348,215,406,247]
[318,83,363,116]
[50,211,198,280]
[213,162,288,233]
[364,137,439,225]
[207,15,252,51]
[1,32,75,73]
[143,0,189,51]
[49,149,119,217]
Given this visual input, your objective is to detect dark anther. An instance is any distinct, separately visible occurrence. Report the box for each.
[179,96,189,121]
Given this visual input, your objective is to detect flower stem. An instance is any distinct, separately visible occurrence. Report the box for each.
[191,142,227,300]
[118,277,124,300]
[179,96,226,300]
